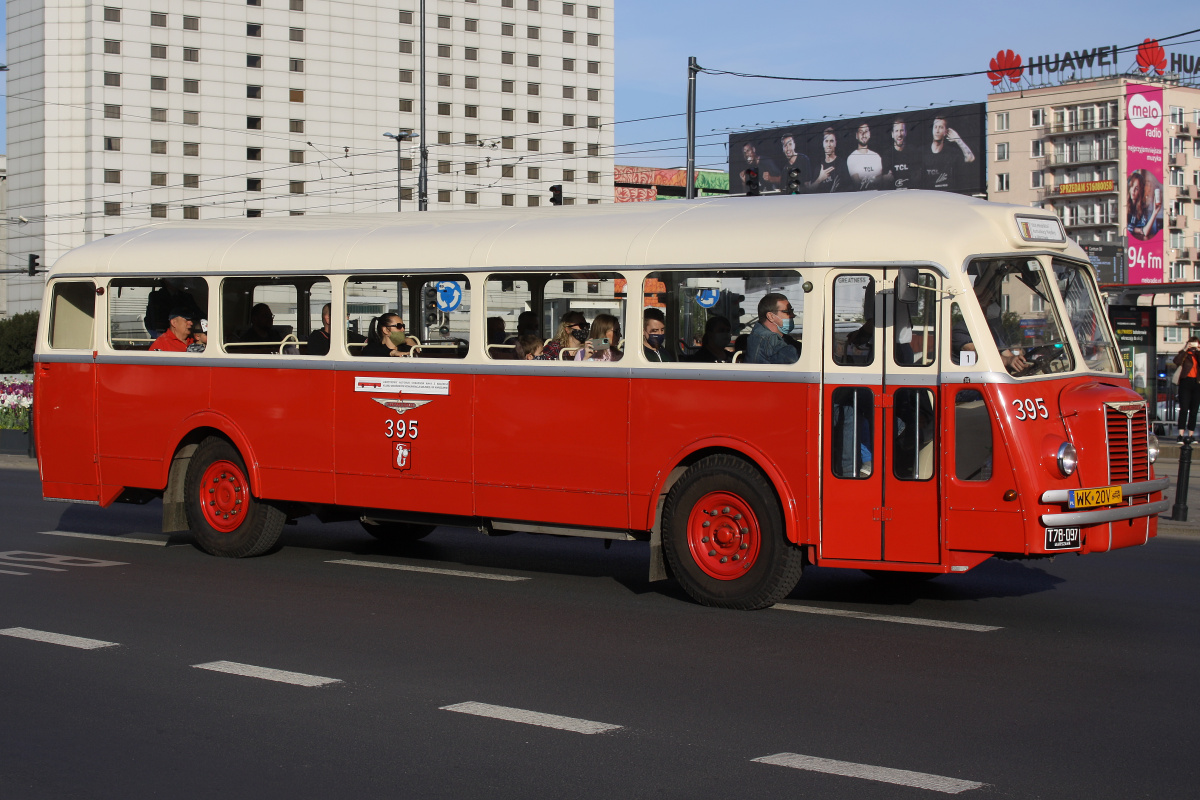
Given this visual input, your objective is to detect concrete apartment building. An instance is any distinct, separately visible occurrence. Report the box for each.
[4,0,616,316]
[988,76,1200,349]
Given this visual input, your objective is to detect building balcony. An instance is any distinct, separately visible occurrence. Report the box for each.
[1050,150,1119,166]
[1169,152,1189,166]
[1046,119,1118,136]
[1169,214,1189,230]
[1063,218,1118,230]
[1174,121,1193,137]
[1176,247,1197,262]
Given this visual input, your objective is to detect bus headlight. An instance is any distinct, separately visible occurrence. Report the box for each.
[1056,442,1078,477]
[1147,433,1160,464]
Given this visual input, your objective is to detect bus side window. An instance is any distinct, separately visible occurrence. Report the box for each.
[49,282,96,350]
[949,302,974,366]
[895,272,938,367]
[955,390,992,481]
[221,277,326,355]
[412,278,472,359]
[109,277,208,351]
[830,386,873,479]
[832,275,874,367]
[893,387,935,481]
[484,275,534,360]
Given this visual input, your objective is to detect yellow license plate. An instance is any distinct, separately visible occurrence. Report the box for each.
[1068,486,1123,510]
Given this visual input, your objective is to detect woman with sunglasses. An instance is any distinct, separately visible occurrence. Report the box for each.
[361,312,418,357]
[539,310,588,361]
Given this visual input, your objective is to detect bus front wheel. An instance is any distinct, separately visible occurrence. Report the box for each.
[184,437,285,558]
[662,455,803,610]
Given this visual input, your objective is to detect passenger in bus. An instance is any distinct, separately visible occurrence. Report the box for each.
[306,303,333,356]
[515,334,544,360]
[237,303,278,349]
[540,310,588,360]
[149,309,195,352]
[145,278,202,338]
[642,308,674,362]
[575,314,623,362]
[487,316,507,345]
[745,294,800,365]
[361,313,418,357]
[686,316,734,363]
[186,319,208,353]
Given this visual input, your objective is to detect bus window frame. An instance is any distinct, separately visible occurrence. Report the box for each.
[220,275,330,357]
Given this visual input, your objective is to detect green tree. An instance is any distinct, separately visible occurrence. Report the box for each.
[0,311,40,373]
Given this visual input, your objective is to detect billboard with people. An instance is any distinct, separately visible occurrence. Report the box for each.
[728,103,986,196]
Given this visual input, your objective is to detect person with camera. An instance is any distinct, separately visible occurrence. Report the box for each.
[575,314,623,362]
[1173,336,1200,442]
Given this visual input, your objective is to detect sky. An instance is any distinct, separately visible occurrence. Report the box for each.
[1,1,1196,169]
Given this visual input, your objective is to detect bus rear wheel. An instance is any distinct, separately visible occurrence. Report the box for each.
[184,437,285,558]
[360,518,436,542]
[662,455,803,610]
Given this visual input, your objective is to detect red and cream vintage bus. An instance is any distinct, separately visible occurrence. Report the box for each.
[33,192,1166,609]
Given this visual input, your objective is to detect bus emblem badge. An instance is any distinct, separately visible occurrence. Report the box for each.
[394,441,413,472]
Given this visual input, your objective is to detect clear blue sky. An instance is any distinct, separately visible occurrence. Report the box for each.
[2,1,1194,168]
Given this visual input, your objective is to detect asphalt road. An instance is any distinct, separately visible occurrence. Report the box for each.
[1,464,1198,799]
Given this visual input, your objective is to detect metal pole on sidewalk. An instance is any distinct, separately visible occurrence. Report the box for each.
[418,0,429,211]
[685,57,699,200]
[1172,439,1192,521]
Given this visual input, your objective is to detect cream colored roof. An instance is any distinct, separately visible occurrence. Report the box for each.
[51,191,1085,277]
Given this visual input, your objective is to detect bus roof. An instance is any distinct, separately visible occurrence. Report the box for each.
[51,191,1084,278]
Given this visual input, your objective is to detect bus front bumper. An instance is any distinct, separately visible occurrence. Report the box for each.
[1038,478,1170,527]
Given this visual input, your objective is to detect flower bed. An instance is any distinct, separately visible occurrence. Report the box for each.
[0,378,33,432]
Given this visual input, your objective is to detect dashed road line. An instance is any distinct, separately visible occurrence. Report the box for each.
[0,563,65,572]
[192,660,341,687]
[773,603,1002,632]
[0,627,119,650]
[41,530,169,547]
[753,753,986,794]
[0,569,30,576]
[328,558,530,582]
[441,701,623,735]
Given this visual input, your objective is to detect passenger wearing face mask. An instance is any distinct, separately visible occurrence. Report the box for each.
[540,310,589,361]
[642,307,674,362]
[745,293,800,365]
[687,315,734,363]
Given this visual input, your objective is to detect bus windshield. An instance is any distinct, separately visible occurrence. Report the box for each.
[963,258,1074,377]
[1052,258,1122,374]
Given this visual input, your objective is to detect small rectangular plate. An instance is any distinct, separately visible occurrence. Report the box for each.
[1045,527,1081,550]
[1068,485,1122,510]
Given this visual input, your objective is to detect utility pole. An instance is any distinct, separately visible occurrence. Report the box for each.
[383,131,416,211]
[418,0,429,211]
[685,57,699,200]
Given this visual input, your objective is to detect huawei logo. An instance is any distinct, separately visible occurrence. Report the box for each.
[988,49,1024,87]
[1136,38,1166,75]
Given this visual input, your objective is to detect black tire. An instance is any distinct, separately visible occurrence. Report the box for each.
[359,518,436,542]
[661,454,804,610]
[184,437,285,558]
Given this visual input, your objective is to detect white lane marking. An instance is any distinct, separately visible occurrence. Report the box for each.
[773,603,1002,632]
[753,753,986,794]
[441,701,623,735]
[0,627,119,650]
[0,569,30,576]
[41,530,169,547]
[0,551,127,569]
[192,660,341,687]
[0,561,66,572]
[328,558,530,582]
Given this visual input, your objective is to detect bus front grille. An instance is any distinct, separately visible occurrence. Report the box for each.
[1106,405,1149,487]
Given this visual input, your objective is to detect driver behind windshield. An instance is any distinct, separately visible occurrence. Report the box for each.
[951,266,1029,374]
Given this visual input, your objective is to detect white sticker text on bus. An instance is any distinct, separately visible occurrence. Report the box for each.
[1011,398,1049,421]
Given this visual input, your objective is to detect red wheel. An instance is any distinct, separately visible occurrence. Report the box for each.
[198,460,249,533]
[662,455,804,610]
[184,437,285,558]
[684,491,762,580]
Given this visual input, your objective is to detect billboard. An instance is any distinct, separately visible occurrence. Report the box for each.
[728,103,986,196]
[1125,84,1166,284]
[1080,243,1126,284]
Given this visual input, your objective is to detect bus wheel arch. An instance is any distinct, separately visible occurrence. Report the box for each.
[182,435,285,558]
[660,453,804,610]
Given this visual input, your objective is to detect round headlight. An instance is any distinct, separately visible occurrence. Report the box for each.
[1147,432,1160,464]
[1057,441,1078,477]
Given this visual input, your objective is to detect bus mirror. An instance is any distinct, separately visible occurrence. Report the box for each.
[896,268,919,304]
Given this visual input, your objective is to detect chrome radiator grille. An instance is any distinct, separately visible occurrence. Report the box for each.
[1106,404,1149,485]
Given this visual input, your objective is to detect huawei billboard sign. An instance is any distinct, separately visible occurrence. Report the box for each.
[984,37,1194,83]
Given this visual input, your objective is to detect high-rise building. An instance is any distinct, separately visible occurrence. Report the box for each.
[988,76,1200,350]
[5,0,615,315]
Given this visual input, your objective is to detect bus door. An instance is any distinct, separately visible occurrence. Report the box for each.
[36,281,100,501]
[820,270,941,564]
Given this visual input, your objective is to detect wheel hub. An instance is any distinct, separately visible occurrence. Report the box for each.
[200,460,247,533]
[686,491,761,580]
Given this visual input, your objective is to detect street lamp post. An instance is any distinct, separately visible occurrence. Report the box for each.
[418,0,428,211]
[383,131,417,212]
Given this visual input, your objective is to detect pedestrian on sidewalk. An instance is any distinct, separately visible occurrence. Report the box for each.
[1173,337,1200,442]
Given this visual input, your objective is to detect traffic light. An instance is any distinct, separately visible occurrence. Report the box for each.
[744,169,760,197]
[727,292,746,328]
[27,254,40,277]
[786,168,804,195]
[423,285,439,326]
[549,184,563,206]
